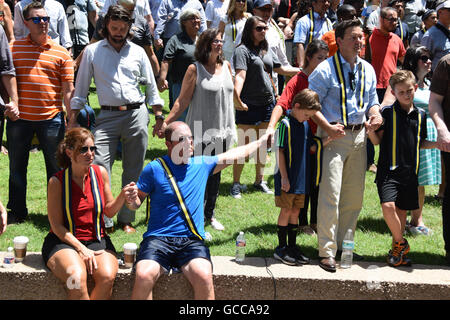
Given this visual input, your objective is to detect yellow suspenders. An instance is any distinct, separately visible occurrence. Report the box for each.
[62,166,103,241]
[157,157,204,241]
[390,106,423,173]
[332,52,365,126]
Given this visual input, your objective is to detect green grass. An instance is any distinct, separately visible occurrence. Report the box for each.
[0,87,447,266]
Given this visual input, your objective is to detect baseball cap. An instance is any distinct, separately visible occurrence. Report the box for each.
[436,0,450,11]
[253,0,272,8]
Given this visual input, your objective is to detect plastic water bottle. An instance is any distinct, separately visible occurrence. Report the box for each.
[3,247,15,268]
[340,229,354,269]
[235,231,246,262]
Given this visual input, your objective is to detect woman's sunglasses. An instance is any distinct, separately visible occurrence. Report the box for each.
[26,16,50,24]
[255,26,269,32]
[79,146,97,154]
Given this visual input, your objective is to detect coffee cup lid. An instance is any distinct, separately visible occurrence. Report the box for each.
[123,243,137,250]
[13,236,29,244]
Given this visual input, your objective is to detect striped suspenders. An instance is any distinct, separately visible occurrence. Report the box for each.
[62,166,103,241]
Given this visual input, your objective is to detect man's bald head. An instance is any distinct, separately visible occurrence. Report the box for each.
[165,121,192,142]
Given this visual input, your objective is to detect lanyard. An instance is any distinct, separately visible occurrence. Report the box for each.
[62,166,103,241]
[331,52,365,127]
[157,157,204,241]
[398,19,403,41]
[390,105,423,174]
[231,17,237,42]
[307,10,332,44]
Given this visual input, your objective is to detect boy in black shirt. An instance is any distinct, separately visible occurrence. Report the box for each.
[368,70,437,267]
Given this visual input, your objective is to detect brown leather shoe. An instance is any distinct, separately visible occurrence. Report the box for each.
[105,226,115,234]
[319,257,336,273]
[119,222,136,233]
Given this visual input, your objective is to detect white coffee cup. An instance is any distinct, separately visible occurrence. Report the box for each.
[123,243,137,268]
[13,236,29,262]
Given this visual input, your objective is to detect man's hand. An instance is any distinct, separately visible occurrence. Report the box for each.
[266,126,276,149]
[437,129,450,153]
[4,101,19,121]
[326,123,345,140]
[366,113,383,132]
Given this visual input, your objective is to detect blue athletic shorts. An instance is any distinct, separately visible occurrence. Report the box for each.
[136,236,212,272]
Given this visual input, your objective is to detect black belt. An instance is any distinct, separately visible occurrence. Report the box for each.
[330,122,364,131]
[100,103,142,111]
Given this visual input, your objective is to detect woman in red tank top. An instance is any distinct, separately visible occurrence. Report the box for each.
[42,127,136,300]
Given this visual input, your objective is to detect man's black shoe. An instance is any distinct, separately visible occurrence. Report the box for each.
[336,250,364,261]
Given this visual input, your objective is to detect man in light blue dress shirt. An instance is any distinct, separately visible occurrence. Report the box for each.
[308,19,382,272]
[293,0,332,67]
[420,0,450,71]
[70,5,164,233]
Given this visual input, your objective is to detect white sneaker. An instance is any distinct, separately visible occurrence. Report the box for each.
[204,232,213,241]
[210,218,225,231]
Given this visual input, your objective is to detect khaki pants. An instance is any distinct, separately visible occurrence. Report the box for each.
[316,126,367,258]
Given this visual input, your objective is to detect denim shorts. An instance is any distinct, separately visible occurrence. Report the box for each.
[136,236,212,273]
[235,100,276,125]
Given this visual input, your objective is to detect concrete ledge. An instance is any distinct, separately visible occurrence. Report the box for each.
[1,253,450,300]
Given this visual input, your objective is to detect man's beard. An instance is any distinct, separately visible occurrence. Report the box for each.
[108,34,127,45]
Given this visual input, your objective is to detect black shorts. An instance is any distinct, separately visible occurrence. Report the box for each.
[235,100,275,125]
[376,169,419,211]
[136,236,212,273]
[41,232,116,267]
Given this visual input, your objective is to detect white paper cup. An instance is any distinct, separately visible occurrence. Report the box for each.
[13,236,29,262]
[123,243,137,268]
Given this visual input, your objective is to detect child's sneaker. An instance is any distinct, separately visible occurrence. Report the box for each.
[401,254,412,267]
[288,246,310,265]
[253,181,274,194]
[274,246,296,266]
[387,239,410,267]
[230,182,246,199]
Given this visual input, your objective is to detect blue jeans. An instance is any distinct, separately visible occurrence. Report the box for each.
[6,112,65,217]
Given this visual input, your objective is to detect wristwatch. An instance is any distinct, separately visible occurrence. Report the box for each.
[155,114,165,121]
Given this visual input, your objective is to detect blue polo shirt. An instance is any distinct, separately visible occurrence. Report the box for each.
[274,113,312,196]
[137,155,218,239]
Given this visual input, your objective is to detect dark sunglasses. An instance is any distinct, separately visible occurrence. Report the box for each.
[236,0,246,3]
[255,26,269,32]
[382,16,398,23]
[26,16,50,24]
[79,146,97,154]
[419,55,431,63]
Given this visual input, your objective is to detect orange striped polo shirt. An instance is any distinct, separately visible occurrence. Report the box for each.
[11,35,74,121]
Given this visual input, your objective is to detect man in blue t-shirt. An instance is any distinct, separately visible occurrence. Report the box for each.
[123,121,269,300]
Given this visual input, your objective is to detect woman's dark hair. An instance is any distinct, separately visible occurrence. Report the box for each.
[296,0,311,20]
[194,28,224,65]
[303,39,329,69]
[56,127,95,169]
[239,16,268,53]
[100,4,134,39]
[402,45,433,80]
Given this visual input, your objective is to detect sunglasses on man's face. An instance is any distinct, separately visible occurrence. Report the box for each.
[236,0,246,3]
[79,146,97,154]
[26,16,50,24]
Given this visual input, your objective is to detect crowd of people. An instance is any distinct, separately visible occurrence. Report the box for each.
[0,0,449,300]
